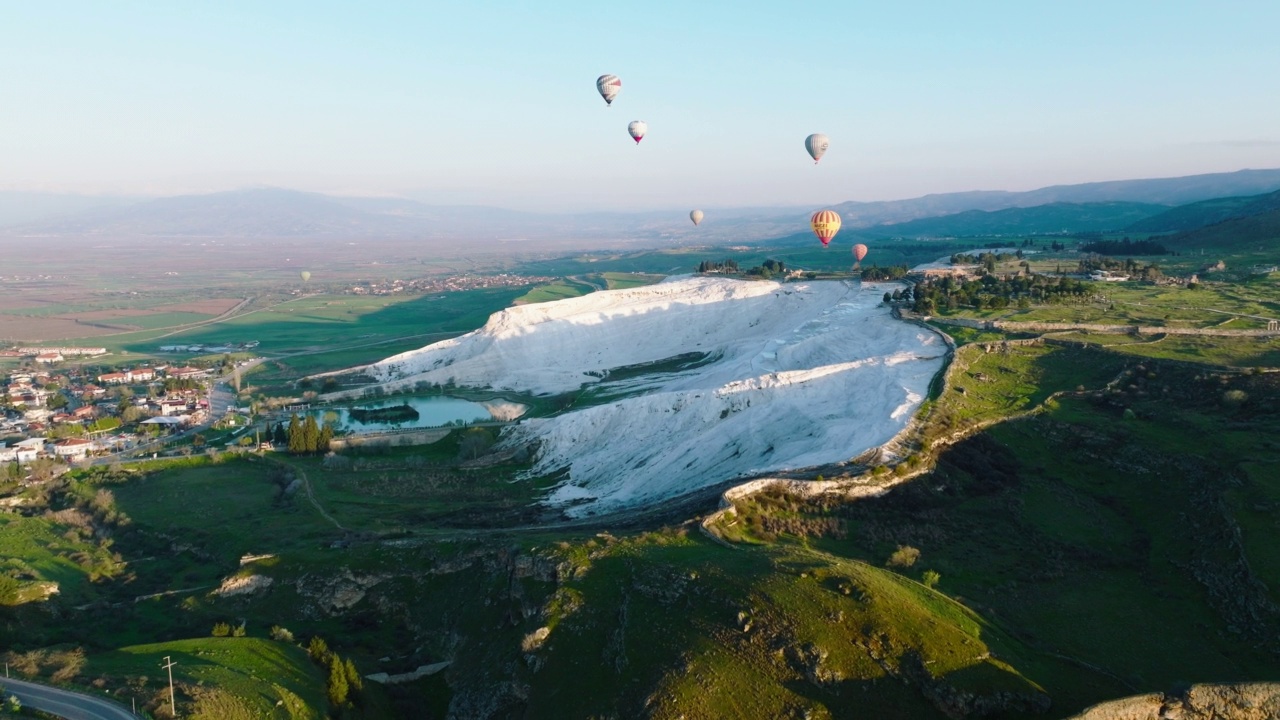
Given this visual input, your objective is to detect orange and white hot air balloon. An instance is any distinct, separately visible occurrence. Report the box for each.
[852,243,868,267]
[810,210,841,247]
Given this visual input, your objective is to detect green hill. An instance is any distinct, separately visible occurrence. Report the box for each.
[1127,189,1280,233]
[865,202,1168,238]
[87,637,326,719]
[1161,206,1280,253]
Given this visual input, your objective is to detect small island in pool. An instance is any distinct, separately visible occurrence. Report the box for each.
[348,404,420,424]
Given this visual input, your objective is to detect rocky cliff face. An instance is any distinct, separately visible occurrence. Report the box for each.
[1068,683,1280,720]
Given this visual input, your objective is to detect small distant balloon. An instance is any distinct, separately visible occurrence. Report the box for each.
[300,271,311,282]
[852,243,868,268]
[690,209,704,226]
[810,210,841,247]
[805,133,830,164]
[596,74,621,106]
[628,120,647,144]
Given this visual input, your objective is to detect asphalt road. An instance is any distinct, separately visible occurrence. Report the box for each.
[0,675,137,719]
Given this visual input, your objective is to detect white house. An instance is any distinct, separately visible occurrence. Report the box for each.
[0,444,38,464]
[52,438,93,461]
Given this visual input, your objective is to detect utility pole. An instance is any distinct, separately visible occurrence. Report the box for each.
[161,655,176,717]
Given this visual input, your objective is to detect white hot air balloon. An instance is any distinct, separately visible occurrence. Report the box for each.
[805,133,830,164]
[628,120,647,144]
[596,74,621,106]
[690,210,704,226]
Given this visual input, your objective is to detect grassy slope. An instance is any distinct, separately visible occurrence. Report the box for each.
[525,535,1050,720]
[716,345,1280,715]
[87,637,326,720]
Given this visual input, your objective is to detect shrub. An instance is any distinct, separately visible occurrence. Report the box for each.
[887,545,921,568]
[922,570,941,589]
[270,625,295,642]
[211,622,231,637]
[1223,389,1248,406]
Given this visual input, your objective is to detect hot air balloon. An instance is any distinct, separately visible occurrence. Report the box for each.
[805,133,830,164]
[596,74,621,106]
[300,271,311,282]
[810,210,841,247]
[852,244,868,267]
[690,210,704,226]
[628,120,647,144]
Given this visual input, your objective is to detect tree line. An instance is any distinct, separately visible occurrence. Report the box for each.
[270,413,335,454]
[1079,237,1169,255]
[903,273,1097,313]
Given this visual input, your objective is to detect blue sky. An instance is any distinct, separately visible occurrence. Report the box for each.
[2,1,1278,210]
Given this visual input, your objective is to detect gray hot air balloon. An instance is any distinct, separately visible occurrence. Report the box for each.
[689,210,704,226]
[805,133,830,164]
[300,271,311,282]
[596,74,621,106]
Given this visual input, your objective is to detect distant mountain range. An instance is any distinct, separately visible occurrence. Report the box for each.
[4,168,1280,244]
[835,168,1280,228]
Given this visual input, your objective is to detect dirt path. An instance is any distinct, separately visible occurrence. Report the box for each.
[268,457,346,532]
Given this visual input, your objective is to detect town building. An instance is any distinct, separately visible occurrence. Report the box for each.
[52,438,93,461]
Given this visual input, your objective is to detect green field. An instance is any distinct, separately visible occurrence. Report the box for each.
[514,277,599,304]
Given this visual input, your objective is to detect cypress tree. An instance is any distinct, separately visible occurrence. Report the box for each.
[302,414,320,454]
[318,423,334,452]
[287,414,303,454]
[327,654,349,708]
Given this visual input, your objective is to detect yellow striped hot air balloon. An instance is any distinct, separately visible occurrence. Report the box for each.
[810,210,841,247]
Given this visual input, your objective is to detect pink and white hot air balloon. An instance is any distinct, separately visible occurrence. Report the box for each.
[628,120,647,145]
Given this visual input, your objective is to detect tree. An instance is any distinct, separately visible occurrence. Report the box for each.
[308,636,331,665]
[273,422,287,445]
[887,545,920,568]
[327,655,350,708]
[46,393,68,410]
[317,423,334,452]
[287,414,304,454]
[212,622,231,637]
[301,415,320,454]
[344,658,363,694]
[457,428,495,460]
[922,570,941,589]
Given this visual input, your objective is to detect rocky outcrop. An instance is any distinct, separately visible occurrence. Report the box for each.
[214,574,273,597]
[296,568,388,615]
[1067,683,1280,720]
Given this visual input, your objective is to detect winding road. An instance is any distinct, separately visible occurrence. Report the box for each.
[0,676,137,719]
